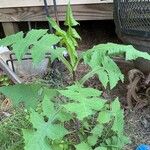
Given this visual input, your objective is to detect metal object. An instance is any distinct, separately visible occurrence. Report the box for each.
[43,0,54,33]
[0,57,22,84]
[43,0,59,70]
[114,0,150,38]
[114,0,150,73]
[6,53,51,73]
[44,0,60,32]
[53,0,60,26]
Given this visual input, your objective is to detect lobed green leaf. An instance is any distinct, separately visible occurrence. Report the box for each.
[59,84,105,120]
[83,43,150,89]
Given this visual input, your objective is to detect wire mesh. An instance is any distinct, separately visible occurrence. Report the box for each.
[114,0,150,37]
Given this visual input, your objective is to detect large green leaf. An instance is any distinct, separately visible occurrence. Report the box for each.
[64,2,79,27]
[0,29,61,63]
[0,29,47,60]
[83,43,150,89]
[13,30,48,60]
[111,99,124,135]
[59,84,106,120]
[31,34,61,63]
[23,94,68,150]
[0,83,44,109]
[23,130,51,150]
[97,98,129,150]
[0,83,57,109]
[23,109,68,150]
[0,32,24,46]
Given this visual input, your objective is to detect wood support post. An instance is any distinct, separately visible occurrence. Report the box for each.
[2,22,19,36]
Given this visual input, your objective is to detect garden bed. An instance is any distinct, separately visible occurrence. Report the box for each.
[1,59,150,149]
[54,60,150,150]
[0,17,150,150]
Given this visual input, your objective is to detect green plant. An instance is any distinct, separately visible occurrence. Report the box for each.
[1,2,150,150]
[0,108,31,150]
[47,2,81,81]
[0,84,130,150]
[1,4,150,85]
[0,29,63,64]
[47,4,150,85]
[0,74,11,86]
[80,43,150,89]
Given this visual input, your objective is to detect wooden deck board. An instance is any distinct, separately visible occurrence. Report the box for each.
[0,0,113,8]
[0,4,113,22]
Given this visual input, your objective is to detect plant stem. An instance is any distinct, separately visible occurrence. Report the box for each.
[79,66,101,85]
[73,71,76,82]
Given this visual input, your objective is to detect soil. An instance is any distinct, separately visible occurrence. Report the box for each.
[77,20,121,50]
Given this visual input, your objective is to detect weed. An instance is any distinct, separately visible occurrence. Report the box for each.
[0,75,11,87]
[0,108,31,150]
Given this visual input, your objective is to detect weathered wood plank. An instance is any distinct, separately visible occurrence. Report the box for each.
[0,0,113,8]
[2,22,19,36]
[0,4,113,22]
